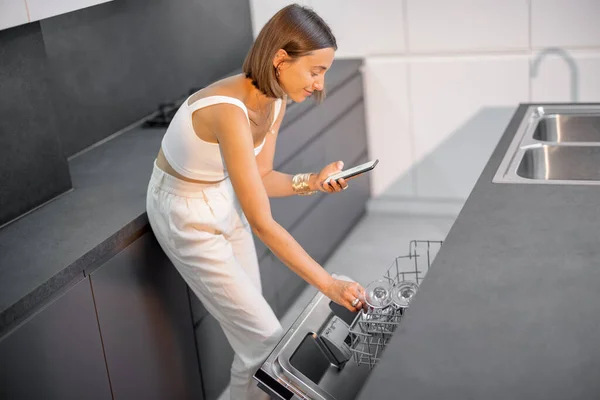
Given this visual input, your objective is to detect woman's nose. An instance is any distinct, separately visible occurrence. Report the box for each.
[312,79,324,91]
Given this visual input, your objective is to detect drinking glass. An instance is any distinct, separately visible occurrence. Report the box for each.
[364,279,393,309]
[391,280,419,309]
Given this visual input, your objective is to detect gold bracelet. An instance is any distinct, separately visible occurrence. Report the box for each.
[292,173,318,196]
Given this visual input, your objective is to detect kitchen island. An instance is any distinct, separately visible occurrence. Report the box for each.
[357,103,600,400]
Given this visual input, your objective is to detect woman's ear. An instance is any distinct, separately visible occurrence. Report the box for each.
[272,49,289,69]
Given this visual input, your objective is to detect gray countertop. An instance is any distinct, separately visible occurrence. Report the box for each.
[0,125,164,332]
[0,59,362,334]
[357,104,600,400]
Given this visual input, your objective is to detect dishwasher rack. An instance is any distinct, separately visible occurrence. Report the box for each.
[348,240,443,369]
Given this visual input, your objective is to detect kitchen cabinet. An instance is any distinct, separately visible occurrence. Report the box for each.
[273,74,364,168]
[0,277,111,400]
[189,286,209,326]
[89,231,203,400]
[194,314,235,400]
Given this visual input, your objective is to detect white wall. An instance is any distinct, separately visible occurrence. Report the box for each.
[0,0,112,31]
[0,0,30,30]
[251,0,600,211]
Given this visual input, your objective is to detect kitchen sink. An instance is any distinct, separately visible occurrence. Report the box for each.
[493,105,600,185]
[517,146,600,181]
[532,115,600,143]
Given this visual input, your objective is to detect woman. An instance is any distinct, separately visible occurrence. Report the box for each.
[146,4,366,399]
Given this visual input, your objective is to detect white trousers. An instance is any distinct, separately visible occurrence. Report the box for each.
[146,161,282,400]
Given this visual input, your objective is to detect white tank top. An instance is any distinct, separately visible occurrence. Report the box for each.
[161,95,283,181]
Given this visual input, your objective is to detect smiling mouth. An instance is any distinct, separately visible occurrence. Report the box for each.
[304,89,313,96]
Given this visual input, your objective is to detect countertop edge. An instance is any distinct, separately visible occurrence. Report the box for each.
[0,214,149,335]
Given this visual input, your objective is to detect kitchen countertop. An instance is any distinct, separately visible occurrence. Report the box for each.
[357,103,600,400]
[0,59,362,334]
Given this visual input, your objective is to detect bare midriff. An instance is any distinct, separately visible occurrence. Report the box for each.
[155,148,226,184]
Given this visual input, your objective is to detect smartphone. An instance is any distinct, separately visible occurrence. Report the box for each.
[324,159,379,184]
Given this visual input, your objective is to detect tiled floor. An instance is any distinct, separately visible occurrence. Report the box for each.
[217,211,456,400]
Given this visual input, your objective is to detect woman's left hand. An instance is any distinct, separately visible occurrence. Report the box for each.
[311,161,349,194]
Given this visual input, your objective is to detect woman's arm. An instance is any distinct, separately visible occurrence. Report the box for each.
[208,103,362,311]
[260,168,343,197]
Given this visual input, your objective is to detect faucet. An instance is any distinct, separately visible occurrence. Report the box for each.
[530,47,579,102]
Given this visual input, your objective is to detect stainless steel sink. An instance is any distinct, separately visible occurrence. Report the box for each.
[532,115,600,143]
[517,146,600,181]
[493,105,600,185]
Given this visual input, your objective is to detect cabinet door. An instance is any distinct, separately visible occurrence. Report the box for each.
[189,286,209,326]
[274,74,363,167]
[0,278,111,400]
[281,61,362,129]
[194,314,234,400]
[89,231,203,400]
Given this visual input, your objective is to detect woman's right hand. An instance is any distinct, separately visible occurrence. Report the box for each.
[323,278,367,312]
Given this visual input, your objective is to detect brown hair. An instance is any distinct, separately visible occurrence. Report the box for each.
[242,4,337,103]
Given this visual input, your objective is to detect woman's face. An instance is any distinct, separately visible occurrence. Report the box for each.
[275,47,335,102]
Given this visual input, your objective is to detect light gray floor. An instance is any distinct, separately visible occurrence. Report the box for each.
[218,211,456,400]
[279,212,455,330]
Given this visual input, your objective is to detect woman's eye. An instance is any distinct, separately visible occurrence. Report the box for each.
[311,72,318,77]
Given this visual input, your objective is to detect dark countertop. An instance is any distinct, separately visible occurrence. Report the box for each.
[0,59,362,334]
[0,125,164,333]
[357,104,600,400]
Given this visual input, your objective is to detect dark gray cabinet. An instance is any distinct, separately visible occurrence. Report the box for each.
[189,287,209,326]
[194,314,235,400]
[89,231,203,400]
[273,74,364,168]
[0,277,111,400]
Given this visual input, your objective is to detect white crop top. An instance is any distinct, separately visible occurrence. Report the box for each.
[161,95,282,181]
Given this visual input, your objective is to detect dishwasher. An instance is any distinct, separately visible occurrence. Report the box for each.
[254,240,443,400]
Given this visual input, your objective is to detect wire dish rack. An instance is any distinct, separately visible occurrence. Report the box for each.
[347,240,443,368]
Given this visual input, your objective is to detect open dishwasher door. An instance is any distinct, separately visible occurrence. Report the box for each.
[253,275,372,400]
[253,241,443,400]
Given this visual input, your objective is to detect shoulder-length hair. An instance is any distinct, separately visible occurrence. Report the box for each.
[243,4,337,103]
